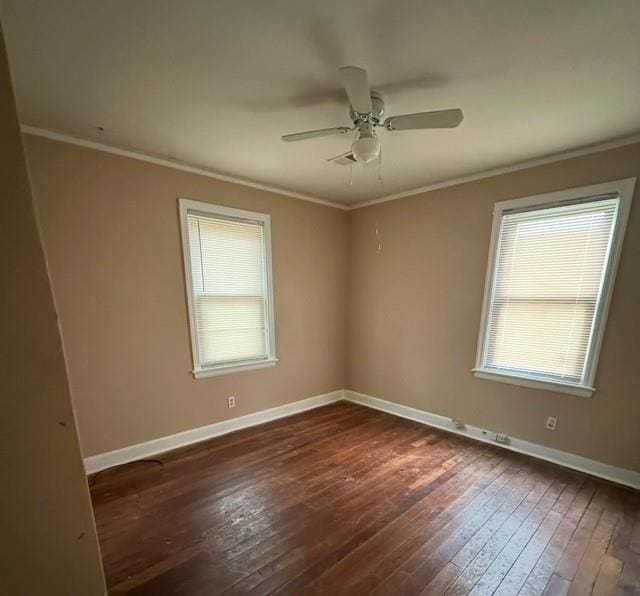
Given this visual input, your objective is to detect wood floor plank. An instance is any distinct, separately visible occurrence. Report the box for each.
[452,469,570,573]
[308,449,514,594]
[492,476,582,595]
[444,469,558,596]
[518,481,596,596]
[322,454,512,591]
[466,475,569,595]
[418,562,463,595]
[88,401,640,595]
[567,493,622,595]
[375,463,549,595]
[555,485,610,581]
[543,573,571,596]
[229,443,495,594]
[495,503,567,594]
[592,554,623,596]
[219,428,480,588]
[616,555,640,596]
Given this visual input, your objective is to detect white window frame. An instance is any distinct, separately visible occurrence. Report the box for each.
[178,198,277,379]
[473,178,635,397]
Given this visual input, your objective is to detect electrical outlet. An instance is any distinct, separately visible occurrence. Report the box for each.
[227,396,236,408]
[546,416,558,430]
[495,433,510,445]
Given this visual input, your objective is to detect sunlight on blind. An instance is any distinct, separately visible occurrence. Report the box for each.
[483,197,618,384]
[187,213,267,366]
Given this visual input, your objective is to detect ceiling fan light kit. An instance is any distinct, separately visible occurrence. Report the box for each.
[352,131,381,164]
[282,66,464,176]
[352,136,380,164]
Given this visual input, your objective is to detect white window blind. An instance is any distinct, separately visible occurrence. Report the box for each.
[474,179,636,397]
[180,200,275,377]
[482,197,617,384]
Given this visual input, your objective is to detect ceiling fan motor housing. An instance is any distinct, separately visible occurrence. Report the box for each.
[349,90,385,126]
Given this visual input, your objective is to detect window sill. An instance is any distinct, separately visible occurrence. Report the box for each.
[193,358,278,379]
[472,369,594,398]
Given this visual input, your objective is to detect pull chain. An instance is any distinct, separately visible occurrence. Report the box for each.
[375,221,382,253]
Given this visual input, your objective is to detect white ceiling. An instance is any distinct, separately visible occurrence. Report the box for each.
[3,0,640,205]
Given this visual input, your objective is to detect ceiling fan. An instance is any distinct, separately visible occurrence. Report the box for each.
[281,66,463,166]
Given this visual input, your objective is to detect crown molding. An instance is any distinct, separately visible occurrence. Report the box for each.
[21,125,640,212]
[348,133,640,210]
[20,125,348,211]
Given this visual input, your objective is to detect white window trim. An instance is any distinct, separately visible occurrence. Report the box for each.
[178,198,277,379]
[473,178,636,397]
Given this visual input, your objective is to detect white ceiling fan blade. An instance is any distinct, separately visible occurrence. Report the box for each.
[384,108,463,131]
[327,151,357,166]
[339,66,373,114]
[282,127,351,142]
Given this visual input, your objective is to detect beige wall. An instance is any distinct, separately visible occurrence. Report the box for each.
[24,135,348,457]
[348,143,640,472]
[22,125,640,473]
[0,25,105,595]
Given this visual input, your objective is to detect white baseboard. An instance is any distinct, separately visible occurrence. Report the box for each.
[85,388,639,490]
[84,390,344,474]
[344,390,640,490]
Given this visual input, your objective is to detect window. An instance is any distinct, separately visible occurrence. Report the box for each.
[179,199,276,378]
[474,179,635,397]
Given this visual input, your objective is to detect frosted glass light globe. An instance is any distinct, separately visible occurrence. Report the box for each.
[351,136,381,163]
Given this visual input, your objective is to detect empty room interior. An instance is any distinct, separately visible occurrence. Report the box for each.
[2,1,640,595]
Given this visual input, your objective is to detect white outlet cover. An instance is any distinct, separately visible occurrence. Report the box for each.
[546,416,558,430]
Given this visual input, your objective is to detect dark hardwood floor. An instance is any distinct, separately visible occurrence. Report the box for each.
[90,401,640,595]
